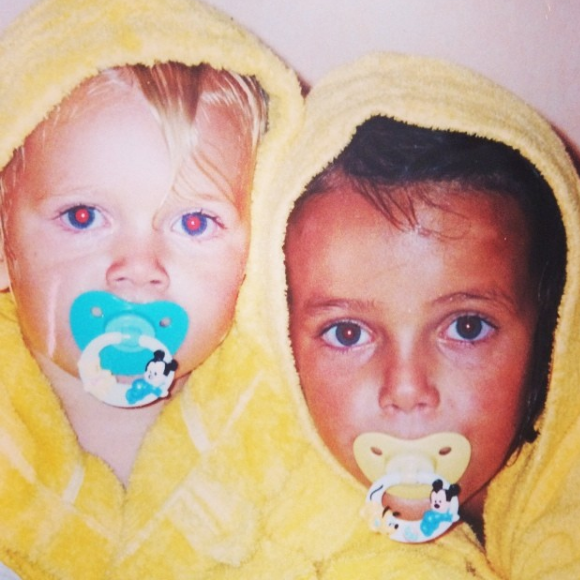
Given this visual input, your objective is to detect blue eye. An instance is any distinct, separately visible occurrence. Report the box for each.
[61,205,99,230]
[182,212,207,236]
[322,321,370,348]
[447,315,494,342]
[178,211,218,237]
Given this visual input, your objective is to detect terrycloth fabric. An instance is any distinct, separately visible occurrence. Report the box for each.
[0,1,302,578]
[256,52,580,578]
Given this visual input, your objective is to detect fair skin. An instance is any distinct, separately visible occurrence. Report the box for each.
[286,184,538,529]
[0,78,254,484]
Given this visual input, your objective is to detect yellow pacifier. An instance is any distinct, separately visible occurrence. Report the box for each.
[354,432,471,543]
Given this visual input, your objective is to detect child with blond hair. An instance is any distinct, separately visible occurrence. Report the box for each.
[0,0,302,577]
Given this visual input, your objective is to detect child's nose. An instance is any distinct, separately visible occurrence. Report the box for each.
[378,347,440,413]
[106,244,169,293]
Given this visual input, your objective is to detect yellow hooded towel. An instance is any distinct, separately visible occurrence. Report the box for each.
[253,53,580,579]
[0,0,303,578]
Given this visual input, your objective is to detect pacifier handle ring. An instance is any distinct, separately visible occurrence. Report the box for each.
[367,471,437,501]
[77,331,176,408]
[79,330,124,355]
[364,472,461,544]
[138,334,171,354]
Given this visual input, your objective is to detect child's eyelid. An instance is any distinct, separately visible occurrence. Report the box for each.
[173,208,221,225]
[56,202,104,215]
[439,309,497,329]
[196,210,222,227]
[184,198,243,228]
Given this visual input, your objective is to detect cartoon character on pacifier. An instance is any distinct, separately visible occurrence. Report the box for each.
[419,479,461,538]
[70,290,188,408]
[125,350,179,406]
[354,432,470,543]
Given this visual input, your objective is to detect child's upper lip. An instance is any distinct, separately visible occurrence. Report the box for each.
[110,289,172,305]
[371,421,450,441]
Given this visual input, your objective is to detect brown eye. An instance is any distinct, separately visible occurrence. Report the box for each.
[335,323,361,346]
[323,321,370,348]
[448,315,494,342]
[456,316,482,340]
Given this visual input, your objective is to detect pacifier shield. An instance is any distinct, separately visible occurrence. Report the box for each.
[70,291,188,375]
[354,432,471,499]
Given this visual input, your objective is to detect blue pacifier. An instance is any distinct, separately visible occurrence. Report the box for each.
[70,291,189,407]
[354,432,471,543]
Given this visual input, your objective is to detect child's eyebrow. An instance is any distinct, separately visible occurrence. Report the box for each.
[433,290,519,313]
[168,188,229,204]
[169,182,246,213]
[301,297,380,314]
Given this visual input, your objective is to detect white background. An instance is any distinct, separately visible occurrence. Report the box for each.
[2,1,579,158]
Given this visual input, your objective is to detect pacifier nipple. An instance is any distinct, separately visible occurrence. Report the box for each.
[105,313,155,353]
[384,452,434,497]
[70,291,189,408]
[355,432,471,543]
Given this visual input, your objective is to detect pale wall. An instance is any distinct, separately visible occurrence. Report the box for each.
[2,1,579,155]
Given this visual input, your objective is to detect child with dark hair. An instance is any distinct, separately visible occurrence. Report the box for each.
[286,106,566,545]
[258,53,580,578]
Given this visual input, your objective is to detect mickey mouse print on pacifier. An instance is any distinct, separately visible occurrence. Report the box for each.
[70,291,189,407]
[354,432,471,543]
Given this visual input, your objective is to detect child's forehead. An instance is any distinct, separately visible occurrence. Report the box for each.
[286,181,533,289]
[42,73,137,128]
[5,77,253,215]
[2,64,263,217]
[293,179,528,232]
[15,76,146,174]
